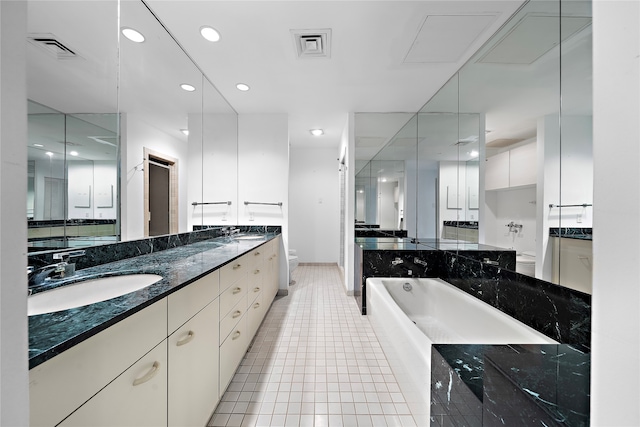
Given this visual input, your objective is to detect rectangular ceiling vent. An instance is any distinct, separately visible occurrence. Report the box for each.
[28,33,81,60]
[291,29,331,59]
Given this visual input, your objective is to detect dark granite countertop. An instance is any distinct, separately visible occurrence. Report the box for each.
[443,221,479,229]
[356,237,512,252]
[28,233,278,369]
[549,228,592,241]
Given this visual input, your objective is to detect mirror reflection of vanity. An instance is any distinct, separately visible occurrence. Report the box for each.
[355,0,593,294]
[26,0,239,252]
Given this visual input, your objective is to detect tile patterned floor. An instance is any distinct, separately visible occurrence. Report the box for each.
[208,265,422,427]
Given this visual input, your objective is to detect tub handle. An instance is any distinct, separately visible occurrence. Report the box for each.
[483,258,499,266]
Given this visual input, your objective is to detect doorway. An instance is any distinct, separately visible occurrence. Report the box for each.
[144,148,178,237]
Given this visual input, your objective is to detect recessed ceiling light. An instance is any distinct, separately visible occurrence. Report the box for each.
[310,129,324,136]
[236,83,250,91]
[469,150,479,157]
[180,129,189,136]
[121,27,145,43]
[381,178,387,183]
[200,26,221,42]
[69,151,79,156]
[180,83,196,92]
[45,152,53,157]
[33,143,44,147]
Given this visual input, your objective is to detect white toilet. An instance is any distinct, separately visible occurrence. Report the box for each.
[289,249,299,284]
[516,251,536,277]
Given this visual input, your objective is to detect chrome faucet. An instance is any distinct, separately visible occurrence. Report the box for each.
[391,257,403,266]
[414,257,428,267]
[28,250,85,287]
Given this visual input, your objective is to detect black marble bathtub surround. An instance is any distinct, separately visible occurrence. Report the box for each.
[443,221,479,230]
[28,225,281,272]
[431,344,590,426]
[549,227,593,240]
[442,252,591,352]
[358,238,590,351]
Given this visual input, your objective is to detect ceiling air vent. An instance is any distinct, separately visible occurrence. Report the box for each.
[291,29,332,59]
[28,33,81,60]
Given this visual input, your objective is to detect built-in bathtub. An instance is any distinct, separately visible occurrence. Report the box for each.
[365,277,557,420]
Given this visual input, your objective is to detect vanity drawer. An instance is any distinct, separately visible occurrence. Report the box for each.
[220,253,250,291]
[219,275,248,317]
[220,298,246,344]
[168,270,219,334]
[247,246,265,269]
[219,314,248,393]
[247,292,265,338]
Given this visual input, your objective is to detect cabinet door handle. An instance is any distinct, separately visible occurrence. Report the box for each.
[253,303,260,309]
[232,287,242,294]
[253,287,261,292]
[254,269,260,274]
[232,331,241,340]
[133,361,160,386]
[233,263,242,270]
[232,310,242,319]
[176,330,195,347]
[254,252,260,256]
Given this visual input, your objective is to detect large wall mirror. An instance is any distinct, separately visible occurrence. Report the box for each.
[355,0,593,294]
[27,0,239,252]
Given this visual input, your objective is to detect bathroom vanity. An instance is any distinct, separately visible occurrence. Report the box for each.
[28,231,281,427]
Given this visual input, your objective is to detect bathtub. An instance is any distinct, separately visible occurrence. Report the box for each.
[365,277,557,418]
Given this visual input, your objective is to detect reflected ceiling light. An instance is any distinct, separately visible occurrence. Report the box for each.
[200,26,221,42]
[180,129,189,136]
[236,83,250,91]
[469,150,479,157]
[69,151,79,156]
[180,83,196,92]
[33,143,44,147]
[381,178,387,182]
[45,152,53,157]
[121,27,145,43]
[310,129,324,136]
[358,190,364,194]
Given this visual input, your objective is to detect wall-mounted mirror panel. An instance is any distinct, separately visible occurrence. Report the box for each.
[27,0,240,252]
[355,0,593,293]
[26,1,119,252]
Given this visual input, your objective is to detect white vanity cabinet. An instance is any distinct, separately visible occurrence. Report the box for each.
[264,235,281,299]
[29,300,168,427]
[485,143,537,191]
[168,301,220,427]
[30,238,280,427]
[167,271,220,427]
[58,341,168,427]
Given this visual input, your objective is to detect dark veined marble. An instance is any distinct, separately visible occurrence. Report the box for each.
[28,226,281,271]
[432,344,590,426]
[549,227,593,240]
[354,229,408,238]
[28,219,117,228]
[443,221,479,230]
[28,231,280,369]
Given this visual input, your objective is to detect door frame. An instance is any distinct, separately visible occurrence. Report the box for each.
[143,147,178,237]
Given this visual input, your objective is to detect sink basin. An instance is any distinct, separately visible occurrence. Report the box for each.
[233,234,266,241]
[28,274,162,316]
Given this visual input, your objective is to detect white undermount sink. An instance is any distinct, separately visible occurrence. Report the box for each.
[233,234,266,241]
[28,274,163,316]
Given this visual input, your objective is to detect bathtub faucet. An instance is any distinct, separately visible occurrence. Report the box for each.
[391,257,403,266]
[413,257,428,267]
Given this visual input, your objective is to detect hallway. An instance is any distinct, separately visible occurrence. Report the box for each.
[208,265,425,427]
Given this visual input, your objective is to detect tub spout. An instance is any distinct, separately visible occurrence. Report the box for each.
[414,257,428,267]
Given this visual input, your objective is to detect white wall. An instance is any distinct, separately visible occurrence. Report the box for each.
[121,114,189,240]
[377,180,398,229]
[438,161,477,238]
[187,113,238,229]
[343,115,355,294]
[238,114,289,289]
[289,146,340,263]
[0,1,29,424]
[484,186,536,253]
[33,158,64,220]
[536,114,593,280]
[592,1,640,424]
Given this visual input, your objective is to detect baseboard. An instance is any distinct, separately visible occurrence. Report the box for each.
[299,262,339,266]
[277,289,289,296]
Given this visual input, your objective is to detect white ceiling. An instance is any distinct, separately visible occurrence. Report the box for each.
[145,0,526,149]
